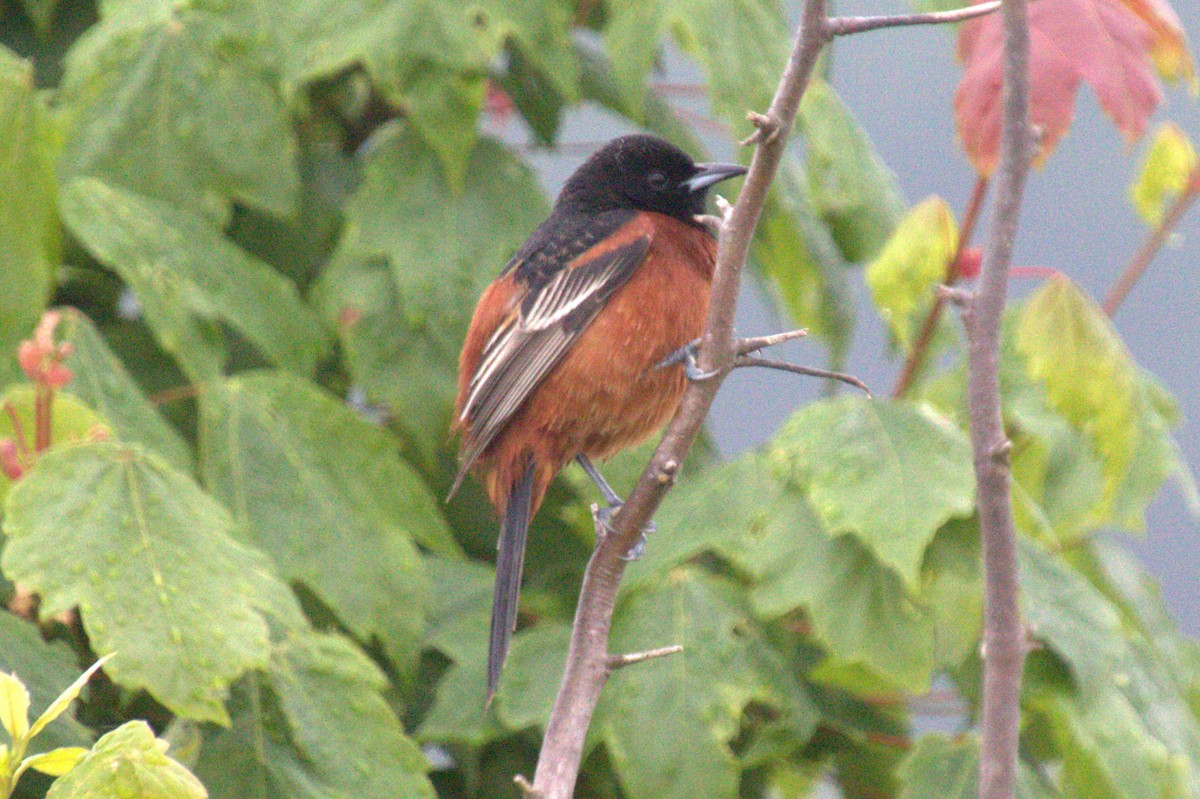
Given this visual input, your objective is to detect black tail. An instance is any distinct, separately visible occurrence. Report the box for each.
[487,461,535,704]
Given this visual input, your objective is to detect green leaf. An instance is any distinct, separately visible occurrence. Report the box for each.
[769,397,975,588]
[59,308,191,472]
[0,47,58,387]
[0,671,30,742]
[1036,688,1189,799]
[19,0,61,33]
[0,383,110,506]
[624,455,779,590]
[57,2,298,221]
[764,522,937,693]
[1129,122,1197,227]
[898,733,1057,799]
[1018,538,1126,692]
[45,720,205,799]
[866,197,959,349]
[751,154,854,358]
[312,126,547,467]
[2,441,302,724]
[24,746,88,777]
[60,178,328,384]
[417,556,504,746]
[637,453,943,692]
[799,80,906,264]
[599,568,814,799]
[1016,276,1186,529]
[919,519,983,669]
[199,371,459,675]
[196,630,435,799]
[605,0,789,135]
[0,613,92,753]
[493,622,571,731]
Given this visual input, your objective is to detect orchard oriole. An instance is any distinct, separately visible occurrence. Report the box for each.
[451,134,746,699]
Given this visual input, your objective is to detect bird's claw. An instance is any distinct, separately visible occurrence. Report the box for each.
[655,339,719,381]
[593,502,655,561]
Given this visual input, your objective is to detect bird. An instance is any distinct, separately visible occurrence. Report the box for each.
[450,134,746,700]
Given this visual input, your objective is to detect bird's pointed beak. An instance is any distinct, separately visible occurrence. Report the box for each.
[682,162,748,193]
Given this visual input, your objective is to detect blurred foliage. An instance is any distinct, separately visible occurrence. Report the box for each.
[0,0,1198,797]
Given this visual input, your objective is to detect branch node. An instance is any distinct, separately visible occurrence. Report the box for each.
[714,194,735,223]
[988,437,1012,464]
[655,459,680,485]
[739,111,781,146]
[607,644,684,671]
[514,775,540,798]
[936,284,975,306]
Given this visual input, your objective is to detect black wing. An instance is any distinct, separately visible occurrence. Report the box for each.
[453,234,652,488]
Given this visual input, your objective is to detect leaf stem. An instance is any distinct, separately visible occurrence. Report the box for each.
[1102,168,1200,316]
[892,175,989,398]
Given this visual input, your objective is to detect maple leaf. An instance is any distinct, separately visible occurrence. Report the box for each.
[956,0,1164,176]
[1119,0,1198,90]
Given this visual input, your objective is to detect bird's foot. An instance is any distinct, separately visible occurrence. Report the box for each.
[593,502,656,561]
[655,339,719,381]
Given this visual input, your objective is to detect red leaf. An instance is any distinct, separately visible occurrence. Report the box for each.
[956,0,1164,176]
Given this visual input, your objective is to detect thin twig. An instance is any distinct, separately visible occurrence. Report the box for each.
[966,0,1034,796]
[732,355,871,395]
[607,644,684,670]
[893,175,989,398]
[735,328,808,354]
[826,0,1001,36]
[1102,170,1200,316]
[529,2,832,797]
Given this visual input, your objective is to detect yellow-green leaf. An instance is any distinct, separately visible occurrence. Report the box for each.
[0,384,110,506]
[1129,123,1198,227]
[44,721,205,799]
[1016,276,1184,529]
[27,656,111,740]
[0,672,30,742]
[865,197,958,350]
[24,746,87,776]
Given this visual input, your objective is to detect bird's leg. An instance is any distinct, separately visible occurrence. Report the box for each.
[655,338,720,381]
[576,454,655,560]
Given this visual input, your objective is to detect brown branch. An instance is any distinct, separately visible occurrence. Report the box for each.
[826,0,1001,36]
[893,175,990,398]
[732,355,871,395]
[1102,168,1200,316]
[529,2,832,797]
[964,0,1034,797]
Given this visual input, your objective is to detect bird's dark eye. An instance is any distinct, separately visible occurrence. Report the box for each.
[646,170,669,190]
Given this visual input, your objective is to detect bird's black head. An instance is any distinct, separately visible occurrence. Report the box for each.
[555,134,747,223]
